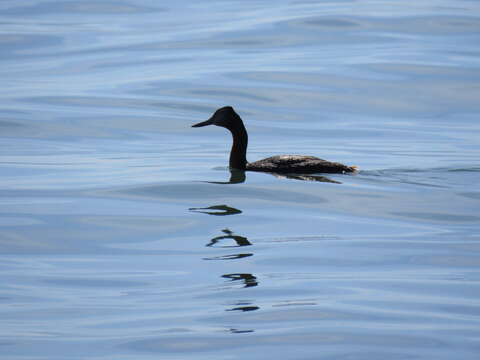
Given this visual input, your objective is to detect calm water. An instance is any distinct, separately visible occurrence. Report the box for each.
[1,0,480,359]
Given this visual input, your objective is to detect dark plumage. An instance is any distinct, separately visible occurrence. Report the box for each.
[247,155,354,174]
[192,106,357,174]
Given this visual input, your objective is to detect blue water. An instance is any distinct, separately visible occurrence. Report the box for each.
[1,1,480,359]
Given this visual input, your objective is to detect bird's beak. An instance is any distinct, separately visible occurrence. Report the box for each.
[191,117,214,128]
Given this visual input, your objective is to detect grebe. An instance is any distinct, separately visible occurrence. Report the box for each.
[192,106,357,174]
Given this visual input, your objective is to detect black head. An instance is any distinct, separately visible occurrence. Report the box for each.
[192,106,240,129]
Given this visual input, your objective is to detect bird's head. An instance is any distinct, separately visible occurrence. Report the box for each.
[192,106,240,130]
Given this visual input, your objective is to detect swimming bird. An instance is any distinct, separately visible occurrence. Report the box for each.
[192,106,357,174]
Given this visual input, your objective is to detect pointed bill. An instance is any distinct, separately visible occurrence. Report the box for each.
[191,118,214,128]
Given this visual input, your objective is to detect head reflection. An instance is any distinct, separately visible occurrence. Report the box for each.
[207,228,251,247]
[202,229,252,260]
[222,273,258,288]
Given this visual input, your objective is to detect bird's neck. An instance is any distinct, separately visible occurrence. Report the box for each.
[229,124,248,170]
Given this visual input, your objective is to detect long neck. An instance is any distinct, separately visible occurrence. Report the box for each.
[228,122,248,170]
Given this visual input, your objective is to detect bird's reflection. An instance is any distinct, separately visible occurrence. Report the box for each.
[222,273,258,288]
[227,305,260,312]
[204,169,341,184]
[204,169,246,184]
[203,229,252,260]
[189,204,242,216]
[229,328,255,333]
[222,275,260,313]
[206,228,251,247]
[271,172,341,184]
[189,202,260,316]
[203,253,253,261]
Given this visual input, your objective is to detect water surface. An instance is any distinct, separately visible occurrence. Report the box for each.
[1,1,480,359]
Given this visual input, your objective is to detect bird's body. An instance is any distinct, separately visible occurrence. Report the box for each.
[247,155,355,174]
[192,106,357,175]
